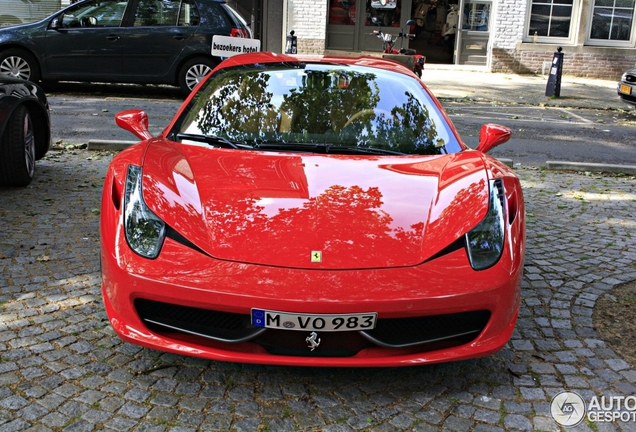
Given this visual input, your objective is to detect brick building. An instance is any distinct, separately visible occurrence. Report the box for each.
[270,0,636,80]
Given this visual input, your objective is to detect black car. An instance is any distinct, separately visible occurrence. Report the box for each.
[0,0,252,95]
[618,68,636,106]
[0,76,50,187]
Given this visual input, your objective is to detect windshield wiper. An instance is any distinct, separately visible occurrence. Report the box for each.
[176,133,241,149]
[254,142,406,155]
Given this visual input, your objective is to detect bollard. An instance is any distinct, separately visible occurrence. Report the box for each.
[545,46,564,98]
[285,30,297,54]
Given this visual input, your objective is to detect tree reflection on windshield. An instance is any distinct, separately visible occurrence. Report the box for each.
[175,63,458,156]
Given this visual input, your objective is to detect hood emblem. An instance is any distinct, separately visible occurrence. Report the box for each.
[311,251,322,263]
[306,332,321,351]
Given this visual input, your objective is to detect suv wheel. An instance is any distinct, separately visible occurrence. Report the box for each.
[178,57,217,96]
[0,49,40,82]
[0,105,36,187]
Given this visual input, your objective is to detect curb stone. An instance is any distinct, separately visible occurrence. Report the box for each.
[546,161,636,175]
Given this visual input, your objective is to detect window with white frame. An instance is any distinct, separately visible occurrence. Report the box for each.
[527,0,576,41]
[587,0,635,46]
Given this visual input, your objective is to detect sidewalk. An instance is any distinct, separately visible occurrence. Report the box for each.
[422,65,628,111]
[412,65,636,174]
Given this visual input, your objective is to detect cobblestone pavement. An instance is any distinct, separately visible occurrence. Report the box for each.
[1,149,636,432]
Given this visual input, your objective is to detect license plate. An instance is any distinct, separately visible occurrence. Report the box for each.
[620,84,632,95]
[251,309,377,332]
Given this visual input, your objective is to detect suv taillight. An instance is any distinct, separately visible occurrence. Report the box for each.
[230,28,248,38]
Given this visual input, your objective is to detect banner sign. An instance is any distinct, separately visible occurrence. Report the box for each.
[212,36,261,58]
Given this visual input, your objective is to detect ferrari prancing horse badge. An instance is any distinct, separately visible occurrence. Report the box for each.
[311,251,322,263]
[306,332,321,351]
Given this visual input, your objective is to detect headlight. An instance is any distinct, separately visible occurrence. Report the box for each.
[465,179,505,270]
[124,165,166,259]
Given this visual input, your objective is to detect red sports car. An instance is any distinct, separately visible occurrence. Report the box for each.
[100,52,525,367]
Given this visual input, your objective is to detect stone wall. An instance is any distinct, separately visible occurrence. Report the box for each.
[296,38,326,55]
[492,47,636,80]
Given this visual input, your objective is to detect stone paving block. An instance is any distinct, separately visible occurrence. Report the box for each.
[441,415,473,431]
[103,417,139,431]
[504,414,533,431]
[317,405,351,424]
[201,414,232,430]
[474,408,500,423]
[321,424,354,432]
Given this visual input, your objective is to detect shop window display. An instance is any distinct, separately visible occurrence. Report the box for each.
[329,0,356,25]
[409,0,456,63]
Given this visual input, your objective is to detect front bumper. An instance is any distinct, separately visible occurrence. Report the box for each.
[101,229,522,367]
[618,81,636,105]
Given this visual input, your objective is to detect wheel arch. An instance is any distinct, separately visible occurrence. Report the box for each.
[0,43,41,59]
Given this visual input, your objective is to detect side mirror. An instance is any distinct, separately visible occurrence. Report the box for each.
[115,109,153,141]
[475,124,511,154]
[49,17,61,30]
[405,19,416,27]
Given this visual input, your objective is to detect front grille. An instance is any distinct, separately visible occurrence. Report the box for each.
[362,310,490,347]
[254,329,371,357]
[134,299,490,356]
[624,74,636,83]
[135,299,263,343]
[619,92,636,104]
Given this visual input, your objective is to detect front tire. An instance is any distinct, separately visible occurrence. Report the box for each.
[178,57,217,96]
[0,49,41,82]
[0,105,37,187]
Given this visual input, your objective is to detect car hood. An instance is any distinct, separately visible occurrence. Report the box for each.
[140,140,491,269]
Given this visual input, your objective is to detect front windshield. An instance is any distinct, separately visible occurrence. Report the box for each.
[170,62,462,155]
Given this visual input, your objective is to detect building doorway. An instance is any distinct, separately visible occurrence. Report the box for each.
[456,0,491,65]
[408,0,458,64]
[326,0,411,52]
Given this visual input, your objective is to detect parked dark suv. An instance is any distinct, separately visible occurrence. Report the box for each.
[0,0,252,94]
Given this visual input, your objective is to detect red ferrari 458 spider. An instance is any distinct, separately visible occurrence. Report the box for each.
[100,52,525,367]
